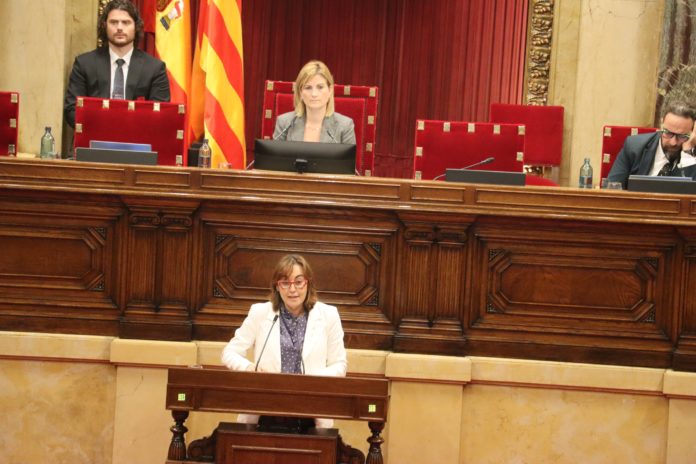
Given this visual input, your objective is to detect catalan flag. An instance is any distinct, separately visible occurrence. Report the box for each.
[188,0,246,169]
[155,0,192,105]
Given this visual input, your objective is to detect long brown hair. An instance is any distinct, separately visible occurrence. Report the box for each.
[269,254,318,313]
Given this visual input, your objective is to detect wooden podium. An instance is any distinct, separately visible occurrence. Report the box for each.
[165,368,389,464]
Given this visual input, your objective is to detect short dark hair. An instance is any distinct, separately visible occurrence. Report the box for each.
[662,100,696,122]
[97,0,144,48]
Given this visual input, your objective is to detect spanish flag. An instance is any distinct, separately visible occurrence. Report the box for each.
[155,0,191,106]
[189,0,246,169]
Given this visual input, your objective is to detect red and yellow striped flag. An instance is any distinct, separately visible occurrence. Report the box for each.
[155,0,191,105]
[188,0,246,169]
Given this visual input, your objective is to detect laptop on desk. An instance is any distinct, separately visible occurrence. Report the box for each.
[76,147,158,166]
[445,169,526,186]
[627,175,696,195]
[89,140,152,152]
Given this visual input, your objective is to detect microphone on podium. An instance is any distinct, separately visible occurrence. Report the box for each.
[254,314,279,372]
[432,156,495,181]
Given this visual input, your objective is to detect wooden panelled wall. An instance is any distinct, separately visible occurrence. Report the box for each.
[2,158,696,371]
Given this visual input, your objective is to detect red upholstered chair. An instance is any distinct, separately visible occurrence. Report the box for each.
[74,97,186,166]
[600,125,658,184]
[0,91,19,156]
[413,120,525,180]
[260,80,378,176]
[489,103,564,166]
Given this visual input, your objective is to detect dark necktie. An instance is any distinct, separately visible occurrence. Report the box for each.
[112,58,125,99]
[658,153,681,177]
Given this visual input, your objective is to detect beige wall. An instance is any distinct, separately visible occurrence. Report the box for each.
[550,0,665,187]
[3,331,696,464]
[0,0,96,156]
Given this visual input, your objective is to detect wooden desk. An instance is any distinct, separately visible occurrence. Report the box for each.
[165,368,389,463]
[1,158,696,371]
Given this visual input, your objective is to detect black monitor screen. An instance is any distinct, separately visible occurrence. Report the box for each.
[253,139,356,175]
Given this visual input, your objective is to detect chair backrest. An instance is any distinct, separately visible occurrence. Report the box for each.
[261,80,378,176]
[600,125,658,183]
[0,91,19,156]
[489,103,564,166]
[413,120,525,180]
[74,97,186,166]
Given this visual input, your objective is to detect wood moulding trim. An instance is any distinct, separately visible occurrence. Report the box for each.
[525,0,555,105]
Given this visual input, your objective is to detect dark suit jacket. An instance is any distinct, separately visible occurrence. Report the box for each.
[607,132,696,188]
[63,47,170,127]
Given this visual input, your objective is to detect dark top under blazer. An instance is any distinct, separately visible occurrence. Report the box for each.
[273,112,356,144]
[607,132,696,188]
[63,47,171,127]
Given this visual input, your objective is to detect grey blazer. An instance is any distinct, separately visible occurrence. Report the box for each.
[273,112,356,144]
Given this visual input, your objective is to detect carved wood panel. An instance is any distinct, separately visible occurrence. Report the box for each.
[0,193,122,333]
[465,217,677,365]
[194,204,398,347]
[674,228,696,370]
[4,160,696,370]
[393,215,472,353]
[119,200,198,341]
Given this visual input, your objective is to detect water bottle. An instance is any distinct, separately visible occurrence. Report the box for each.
[198,138,211,168]
[40,126,55,159]
[579,158,593,189]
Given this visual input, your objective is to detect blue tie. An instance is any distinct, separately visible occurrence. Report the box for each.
[112,58,125,99]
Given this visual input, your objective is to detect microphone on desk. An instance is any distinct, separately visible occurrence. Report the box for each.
[245,159,255,170]
[432,156,495,181]
[254,314,279,372]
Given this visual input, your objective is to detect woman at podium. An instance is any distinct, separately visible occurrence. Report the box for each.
[273,60,356,144]
[221,254,347,428]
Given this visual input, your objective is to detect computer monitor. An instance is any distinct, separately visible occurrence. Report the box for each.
[445,169,526,186]
[90,140,152,151]
[253,139,357,175]
[627,175,696,194]
[76,147,158,166]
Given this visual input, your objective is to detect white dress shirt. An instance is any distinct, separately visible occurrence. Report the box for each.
[649,140,696,176]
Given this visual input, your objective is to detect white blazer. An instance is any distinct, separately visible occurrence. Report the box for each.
[221,301,347,428]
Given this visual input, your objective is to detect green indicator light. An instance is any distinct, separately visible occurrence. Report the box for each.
[368,404,376,413]
[177,393,186,402]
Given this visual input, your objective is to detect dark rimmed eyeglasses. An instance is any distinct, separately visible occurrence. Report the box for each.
[277,276,309,290]
[660,129,690,142]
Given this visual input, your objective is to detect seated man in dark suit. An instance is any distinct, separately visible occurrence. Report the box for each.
[63,0,170,127]
[607,100,696,188]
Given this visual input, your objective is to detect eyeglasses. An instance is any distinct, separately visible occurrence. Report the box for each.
[277,276,309,290]
[660,129,690,142]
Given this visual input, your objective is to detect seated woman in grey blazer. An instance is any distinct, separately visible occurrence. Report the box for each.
[273,60,356,144]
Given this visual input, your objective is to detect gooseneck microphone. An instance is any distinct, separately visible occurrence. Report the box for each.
[432,156,496,181]
[274,116,296,141]
[254,314,279,371]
